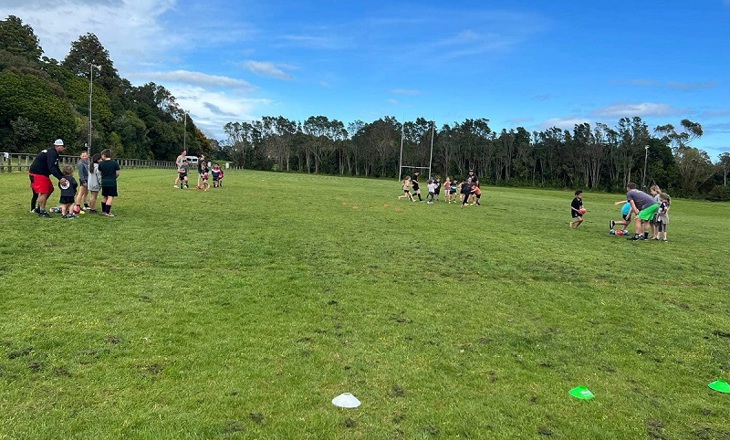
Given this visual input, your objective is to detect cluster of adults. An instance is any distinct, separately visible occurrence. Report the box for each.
[28,139,120,217]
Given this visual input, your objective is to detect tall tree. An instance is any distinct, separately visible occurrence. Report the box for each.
[62,33,121,91]
[0,16,43,62]
[674,146,716,195]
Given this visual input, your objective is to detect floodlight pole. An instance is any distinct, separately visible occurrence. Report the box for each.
[642,145,649,189]
[88,64,100,158]
[183,111,189,152]
[428,121,435,180]
[398,122,404,181]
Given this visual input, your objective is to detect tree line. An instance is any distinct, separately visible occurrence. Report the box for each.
[221,115,730,199]
[2,15,728,199]
[0,15,211,161]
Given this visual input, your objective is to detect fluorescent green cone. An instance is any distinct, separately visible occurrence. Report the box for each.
[708,381,730,393]
[569,386,595,400]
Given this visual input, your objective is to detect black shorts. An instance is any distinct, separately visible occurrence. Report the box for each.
[571,211,582,218]
[60,195,75,204]
[623,214,631,221]
[179,172,187,180]
[102,186,118,197]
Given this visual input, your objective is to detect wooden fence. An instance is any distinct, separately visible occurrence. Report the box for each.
[1,153,177,172]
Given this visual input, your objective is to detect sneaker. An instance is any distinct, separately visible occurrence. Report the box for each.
[89,209,98,214]
[663,238,668,242]
[653,237,660,241]
[38,211,51,218]
[30,208,39,214]
[173,185,178,188]
[610,220,615,229]
[102,212,115,217]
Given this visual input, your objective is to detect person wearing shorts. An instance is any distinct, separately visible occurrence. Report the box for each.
[625,182,659,241]
[570,190,584,228]
[28,139,68,217]
[98,149,120,217]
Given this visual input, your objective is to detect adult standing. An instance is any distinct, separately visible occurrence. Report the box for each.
[197,155,205,188]
[28,139,68,218]
[76,152,90,211]
[467,169,479,186]
[173,149,186,188]
[98,149,120,217]
[625,182,659,241]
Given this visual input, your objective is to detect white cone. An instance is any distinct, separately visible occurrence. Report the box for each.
[332,392,361,408]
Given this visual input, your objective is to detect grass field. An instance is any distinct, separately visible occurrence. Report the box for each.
[1,169,729,439]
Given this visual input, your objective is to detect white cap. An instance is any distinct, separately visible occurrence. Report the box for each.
[54,139,65,146]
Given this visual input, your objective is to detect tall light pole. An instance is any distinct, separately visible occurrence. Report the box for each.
[183,111,188,152]
[642,145,649,189]
[88,64,101,158]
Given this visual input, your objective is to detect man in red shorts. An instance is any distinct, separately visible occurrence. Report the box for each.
[28,139,68,218]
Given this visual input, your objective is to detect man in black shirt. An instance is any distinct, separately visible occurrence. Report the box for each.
[28,139,68,217]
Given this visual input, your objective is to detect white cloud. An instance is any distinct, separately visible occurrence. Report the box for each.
[243,61,294,80]
[168,85,271,140]
[2,0,180,67]
[592,103,679,118]
[540,117,591,130]
[140,70,256,91]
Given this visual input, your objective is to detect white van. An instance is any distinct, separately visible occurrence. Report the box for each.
[184,155,199,165]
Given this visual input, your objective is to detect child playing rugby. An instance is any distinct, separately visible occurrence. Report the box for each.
[398,176,415,201]
[610,200,632,233]
[570,190,584,228]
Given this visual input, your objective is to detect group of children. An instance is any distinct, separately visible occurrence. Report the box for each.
[570,184,671,241]
[174,157,224,191]
[398,171,482,208]
[43,149,120,218]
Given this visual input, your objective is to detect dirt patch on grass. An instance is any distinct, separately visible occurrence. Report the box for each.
[646,419,669,440]
[249,412,265,425]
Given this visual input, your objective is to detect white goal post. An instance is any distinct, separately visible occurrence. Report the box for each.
[398,121,435,182]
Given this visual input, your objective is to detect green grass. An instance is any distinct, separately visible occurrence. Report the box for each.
[1,169,729,439]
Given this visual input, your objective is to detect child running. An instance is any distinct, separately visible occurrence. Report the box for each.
[471,183,482,206]
[443,177,452,203]
[460,177,474,208]
[398,176,415,201]
[570,190,584,228]
[426,179,437,204]
[199,161,210,191]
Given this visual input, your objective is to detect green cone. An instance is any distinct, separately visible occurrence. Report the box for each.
[569,386,595,400]
[708,381,730,394]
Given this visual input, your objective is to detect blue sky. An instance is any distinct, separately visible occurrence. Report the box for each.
[3,0,729,159]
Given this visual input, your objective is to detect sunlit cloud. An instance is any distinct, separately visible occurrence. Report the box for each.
[142,70,257,91]
[168,85,271,137]
[591,103,680,118]
[540,117,590,130]
[243,61,294,80]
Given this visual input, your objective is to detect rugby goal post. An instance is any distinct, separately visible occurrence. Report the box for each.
[398,120,435,182]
